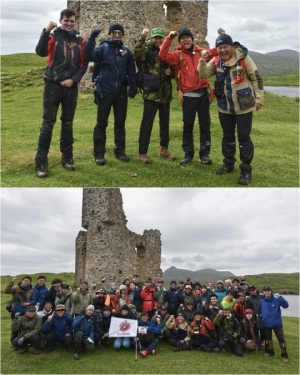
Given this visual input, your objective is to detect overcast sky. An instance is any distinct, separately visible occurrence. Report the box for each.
[1,188,299,278]
[1,0,299,55]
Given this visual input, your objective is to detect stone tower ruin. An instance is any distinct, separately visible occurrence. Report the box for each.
[68,0,209,49]
[67,0,209,90]
[75,188,162,288]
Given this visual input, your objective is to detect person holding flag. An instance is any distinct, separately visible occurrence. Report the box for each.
[132,311,162,358]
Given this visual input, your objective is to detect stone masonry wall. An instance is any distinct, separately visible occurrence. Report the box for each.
[75,188,162,287]
[67,0,209,91]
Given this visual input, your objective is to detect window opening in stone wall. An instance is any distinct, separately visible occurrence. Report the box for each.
[136,244,146,257]
[98,226,101,232]
[103,221,114,226]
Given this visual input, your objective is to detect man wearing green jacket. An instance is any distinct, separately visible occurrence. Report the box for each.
[11,305,42,354]
[71,281,93,317]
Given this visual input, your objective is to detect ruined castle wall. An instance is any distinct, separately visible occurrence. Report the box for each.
[67,0,209,91]
[75,188,162,286]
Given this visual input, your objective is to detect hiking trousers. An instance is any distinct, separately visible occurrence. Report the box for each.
[93,92,128,158]
[139,100,170,154]
[35,81,78,167]
[182,91,211,158]
[218,111,253,172]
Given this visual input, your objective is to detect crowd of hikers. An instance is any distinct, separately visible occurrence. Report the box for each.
[5,274,289,362]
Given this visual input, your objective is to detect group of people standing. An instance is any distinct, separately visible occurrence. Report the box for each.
[5,274,289,363]
[34,8,263,186]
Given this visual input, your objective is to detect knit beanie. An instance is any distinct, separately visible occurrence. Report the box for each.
[178,28,194,42]
[108,23,125,35]
[215,28,233,47]
[86,305,95,311]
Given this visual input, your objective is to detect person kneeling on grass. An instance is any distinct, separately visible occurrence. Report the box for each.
[213,307,243,356]
[166,312,193,351]
[239,308,259,352]
[132,311,162,358]
[42,304,73,353]
[11,305,42,354]
[72,305,95,360]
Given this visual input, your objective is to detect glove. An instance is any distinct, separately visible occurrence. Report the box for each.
[87,337,94,343]
[169,31,177,39]
[90,29,102,39]
[274,293,280,298]
[17,336,25,345]
[14,312,21,319]
[127,88,137,98]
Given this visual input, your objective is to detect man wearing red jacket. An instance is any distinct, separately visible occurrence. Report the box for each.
[159,28,217,166]
[140,279,157,319]
[190,311,219,352]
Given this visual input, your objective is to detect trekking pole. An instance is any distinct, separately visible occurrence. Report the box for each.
[135,339,138,361]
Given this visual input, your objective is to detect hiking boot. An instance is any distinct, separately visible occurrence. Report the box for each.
[36,165,48,178]
[216,164,234,175]
[282,357,289,363]
[238,171,251,185]
[62,160,76,171]
[18,347,29,354]
[73,352,80,360]
[34,349,41,354]
[114,153,130,162]
[139,154,150,164]
[140,350,147,358]
[151,350,156,355]
[264,352,273,357]
[11,345,18,351]
[179,155,193,165]
[158,146,176,161]
[45,348,54,354]
[95,157,107,166]
[200,155,212,165]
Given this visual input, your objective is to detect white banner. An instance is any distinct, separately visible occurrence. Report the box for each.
[108,317,138,337]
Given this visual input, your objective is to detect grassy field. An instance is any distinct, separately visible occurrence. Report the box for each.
[1,54,299,187]
[264,70,299,87]
[1,274,299,374]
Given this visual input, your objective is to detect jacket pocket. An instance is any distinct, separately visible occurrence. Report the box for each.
[236,88,255,110]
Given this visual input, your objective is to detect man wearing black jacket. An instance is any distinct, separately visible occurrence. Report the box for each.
[35,8,88,177]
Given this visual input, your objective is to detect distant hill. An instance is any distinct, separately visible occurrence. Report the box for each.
[265,49,299,60]
[162,266,235,286]
[248,49,299,78]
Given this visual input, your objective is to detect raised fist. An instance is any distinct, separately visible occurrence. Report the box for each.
[90,29,102,38]
[142,28,149,35]
[46,21,57,33]
[217,28,226,35]
[169,31,177,40]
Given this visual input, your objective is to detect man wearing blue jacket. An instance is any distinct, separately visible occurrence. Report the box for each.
[72,305,95,360]
[132,311,162,358]
[42,304,73,353]
[85,23,137,166]
[259,286,289,362]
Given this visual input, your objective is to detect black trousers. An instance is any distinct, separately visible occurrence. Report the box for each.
[45,333,73,351]
[93,92,128,157]
[218,111,254,171]
[264,326,288,358]
[35,81,78,166]
[182,91,211,158]
[138,100,170,154]
[12,334,42,350]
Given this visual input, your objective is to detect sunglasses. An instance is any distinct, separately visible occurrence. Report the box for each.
[112,30,123,36]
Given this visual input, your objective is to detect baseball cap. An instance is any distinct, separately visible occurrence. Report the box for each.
[151,27,165,38]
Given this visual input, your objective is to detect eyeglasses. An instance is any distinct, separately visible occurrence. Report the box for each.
[112,31,123,36]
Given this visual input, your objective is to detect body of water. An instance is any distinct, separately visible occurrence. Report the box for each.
[281,294,299,317]
[264,86,299,98]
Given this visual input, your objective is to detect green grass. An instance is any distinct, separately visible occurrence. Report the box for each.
[264,70,299,87]
[1,273,299,374]
[1,54,299,187]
